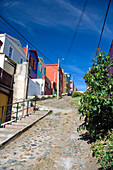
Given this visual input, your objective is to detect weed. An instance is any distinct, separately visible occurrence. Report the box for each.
[48,110,53,115]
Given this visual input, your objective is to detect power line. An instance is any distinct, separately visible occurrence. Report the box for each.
[0,29,58,71]
[97,0,111,49]
[64,0,88,63]
[0,16,56,65]
[0,19,28,46]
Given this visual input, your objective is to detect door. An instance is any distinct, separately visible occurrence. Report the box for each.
[0,93,8,123]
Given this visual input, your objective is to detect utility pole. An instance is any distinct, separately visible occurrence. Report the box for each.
[57,58,59,99]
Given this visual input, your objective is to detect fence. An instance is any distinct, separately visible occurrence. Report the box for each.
[0,98,37,127]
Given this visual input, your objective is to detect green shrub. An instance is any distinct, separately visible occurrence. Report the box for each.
[91,131,113,169]
[78,51,113,138]
[72,92,83,98]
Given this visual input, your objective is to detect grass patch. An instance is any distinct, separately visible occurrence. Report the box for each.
[48,96,56,100]
[70,97,81,106]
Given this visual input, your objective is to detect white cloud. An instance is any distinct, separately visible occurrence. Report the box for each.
[4,1,20,7]
[3,0,113,39]
[9,17,26,27]
[75,84,86,91]
[63,64,85,75]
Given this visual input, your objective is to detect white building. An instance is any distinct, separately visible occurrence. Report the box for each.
[0,33,27,63]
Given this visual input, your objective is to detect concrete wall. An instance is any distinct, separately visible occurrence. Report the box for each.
[28,79,41,96]
[13,62,29,100]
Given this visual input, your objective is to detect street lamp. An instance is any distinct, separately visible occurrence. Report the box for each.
[57,58,64,99]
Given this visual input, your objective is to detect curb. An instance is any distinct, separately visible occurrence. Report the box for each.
[0,110,52,149]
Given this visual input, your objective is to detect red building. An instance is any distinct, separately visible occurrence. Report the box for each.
[45,64,63,93]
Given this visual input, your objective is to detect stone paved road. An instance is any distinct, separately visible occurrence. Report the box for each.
[0,96,100,170]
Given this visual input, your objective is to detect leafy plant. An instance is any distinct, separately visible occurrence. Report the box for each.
[72,92,83,98]
[48,110,53,115]
[78,51,113,138]
[21,103,25,106]
[91,131,113,169]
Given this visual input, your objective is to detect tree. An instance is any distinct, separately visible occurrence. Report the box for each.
[78,51,113,138]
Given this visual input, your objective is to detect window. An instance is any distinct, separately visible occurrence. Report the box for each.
[8,46,13,59]
[29,54,36,70]
[33,60,36,70]
[0,40,3,50]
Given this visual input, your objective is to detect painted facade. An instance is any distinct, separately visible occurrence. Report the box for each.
[23,46,39,79]
[37,57,45,79]
[0,33,27,63]
[62,69,67,93]
[45,64,63,93]
[28,49,39,79]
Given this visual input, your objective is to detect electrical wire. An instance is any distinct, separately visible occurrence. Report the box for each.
[0,18,59,70]
[64,0,88,63]
[97,0,111,49]
[0,16,56,65]
[0,29,58,71]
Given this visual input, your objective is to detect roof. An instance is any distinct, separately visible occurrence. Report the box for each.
[45,64,58,66]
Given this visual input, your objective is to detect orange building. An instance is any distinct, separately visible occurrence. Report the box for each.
[45,64,63,93]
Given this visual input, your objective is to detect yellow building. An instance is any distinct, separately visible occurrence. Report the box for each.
[62,70,69,94]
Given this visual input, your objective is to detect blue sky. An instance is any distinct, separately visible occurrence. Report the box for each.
[0,0,113,91]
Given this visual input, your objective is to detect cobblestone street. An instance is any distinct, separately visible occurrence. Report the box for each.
[0,96,100,170]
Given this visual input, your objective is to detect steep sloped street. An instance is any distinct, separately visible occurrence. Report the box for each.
[0,96,100,170]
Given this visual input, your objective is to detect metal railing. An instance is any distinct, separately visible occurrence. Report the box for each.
[0,98,37,127]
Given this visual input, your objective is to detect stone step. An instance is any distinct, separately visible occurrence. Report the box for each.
[4,125,25,129]
[0,110,51,148]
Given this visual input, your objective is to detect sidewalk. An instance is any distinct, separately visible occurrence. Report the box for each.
[0,109,51,149]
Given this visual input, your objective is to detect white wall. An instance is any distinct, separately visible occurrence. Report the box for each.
[0,53,5,68]
[28,79,41,96]
[0,35,5,53]
[34,79,45,95]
